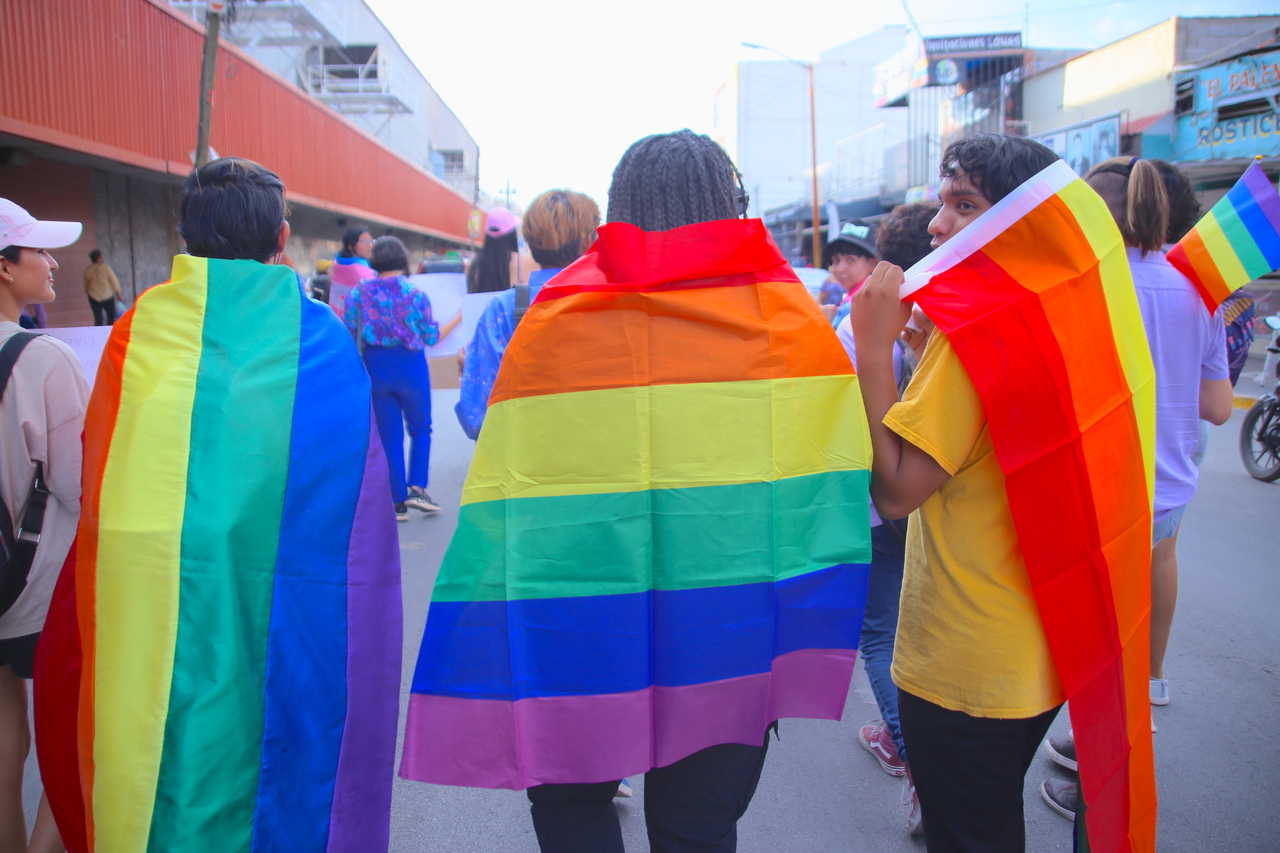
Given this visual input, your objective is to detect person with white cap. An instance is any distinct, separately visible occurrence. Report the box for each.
[465,207,537,293]
[0,198,88,852]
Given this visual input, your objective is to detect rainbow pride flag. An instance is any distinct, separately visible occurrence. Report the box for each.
[902,159,1158,853]
[33,257,403,853]
[1168,158,1280,312]
[401,219,872,790]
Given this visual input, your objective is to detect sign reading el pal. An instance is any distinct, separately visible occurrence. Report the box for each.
[1174,49,1280,161]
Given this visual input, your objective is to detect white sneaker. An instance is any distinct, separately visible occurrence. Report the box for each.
[902,771,923,836]
[615,779,633,799]
[1150,678,1169,705]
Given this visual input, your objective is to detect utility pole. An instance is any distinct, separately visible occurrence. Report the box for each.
[195,1,228,168]
[501,179,517,208]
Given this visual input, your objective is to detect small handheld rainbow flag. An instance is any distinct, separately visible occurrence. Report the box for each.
[34,257,403,853]
[1168,157,1280,312]
[902,159,1157,852]
[401,219,873,790]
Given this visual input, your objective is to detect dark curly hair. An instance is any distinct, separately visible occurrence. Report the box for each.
[875,202,939,270]
[1150,159,1200,243]
[179,157,286,262]
[940,134,1060,204]
[607,130,743,231]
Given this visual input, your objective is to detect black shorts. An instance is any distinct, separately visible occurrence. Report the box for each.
[0,632,40,679]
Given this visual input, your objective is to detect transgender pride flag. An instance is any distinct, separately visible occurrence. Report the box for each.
[401,219,873,790]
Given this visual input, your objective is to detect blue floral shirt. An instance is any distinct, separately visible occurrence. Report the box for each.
[343,275,440,350]
[454,269,555,440]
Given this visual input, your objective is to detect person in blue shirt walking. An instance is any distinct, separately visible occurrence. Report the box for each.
[455,190,601,440]
[345,236,461,521]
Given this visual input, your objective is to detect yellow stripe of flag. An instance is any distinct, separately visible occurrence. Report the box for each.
[93,256,208,850]
[463,374,870,506]
[1197,212,1251,291]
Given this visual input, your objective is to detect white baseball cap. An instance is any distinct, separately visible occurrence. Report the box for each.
[0,199,82,251]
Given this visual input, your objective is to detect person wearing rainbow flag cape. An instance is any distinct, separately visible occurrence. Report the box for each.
[33,158,403,853]
[402,130,875,852]
[853,135,1158,853]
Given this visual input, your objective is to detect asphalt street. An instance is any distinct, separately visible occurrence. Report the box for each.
[23,387,1280,851]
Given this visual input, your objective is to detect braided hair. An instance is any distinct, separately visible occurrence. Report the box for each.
[607,130,744,231]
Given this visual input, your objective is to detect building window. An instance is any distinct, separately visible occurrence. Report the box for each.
[440,150,465,176]
[1174,78,1195,116]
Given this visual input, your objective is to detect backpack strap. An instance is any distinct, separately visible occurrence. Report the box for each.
[0,332,42,616]
[513,283,531,327]
[0,332,38,403]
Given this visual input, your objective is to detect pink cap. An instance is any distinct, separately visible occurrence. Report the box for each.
[0,199,82,251]
[484,207,517,237]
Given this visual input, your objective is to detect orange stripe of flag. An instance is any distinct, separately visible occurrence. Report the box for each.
[1169,231,1232,309]
[76,307,135,848]
[490,281,853,406]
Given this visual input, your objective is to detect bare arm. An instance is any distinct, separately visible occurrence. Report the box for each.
[1199,376,1233,425]
[438,311,463,341]
[850,263,952,518]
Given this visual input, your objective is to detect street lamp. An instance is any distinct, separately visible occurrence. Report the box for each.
[742,42,821,269]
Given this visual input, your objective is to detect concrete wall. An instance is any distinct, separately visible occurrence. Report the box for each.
[92,171,186,302]
[0,155,99,326]
[1023,16,1280,136]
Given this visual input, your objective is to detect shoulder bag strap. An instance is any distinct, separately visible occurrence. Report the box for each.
[513,284,530,327]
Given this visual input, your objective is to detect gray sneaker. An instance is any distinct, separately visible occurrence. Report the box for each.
[1040,778,1078,820]
[394,503,409,522]
[1044,732,1077,772]
[405,488,440,513]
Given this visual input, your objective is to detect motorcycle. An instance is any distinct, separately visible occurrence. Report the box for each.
[1240,314,1280,482]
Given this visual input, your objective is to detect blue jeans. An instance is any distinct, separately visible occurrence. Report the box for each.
[363,345,432,504]
[860,516,908,760]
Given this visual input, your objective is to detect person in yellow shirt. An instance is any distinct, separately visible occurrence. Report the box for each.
[851,135,1064,853]
[82,249,122,325]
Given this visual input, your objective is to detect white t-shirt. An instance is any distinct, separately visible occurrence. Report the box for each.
[0,320,89,640]
[1128,249,1228,519]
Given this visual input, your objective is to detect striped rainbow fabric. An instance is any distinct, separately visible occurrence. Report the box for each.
[1168,158,1280,312]
[33,256,403,853]
[902,159,1157,853]
[401,219,872,790]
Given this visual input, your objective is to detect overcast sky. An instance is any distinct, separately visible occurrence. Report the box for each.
[365,0,1276,211]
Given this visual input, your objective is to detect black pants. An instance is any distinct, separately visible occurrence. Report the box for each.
[527,731,771,853]
[899,689,1061,853]
[89,296,116,326]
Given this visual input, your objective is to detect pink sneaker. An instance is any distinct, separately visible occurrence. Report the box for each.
[858,720,907,777]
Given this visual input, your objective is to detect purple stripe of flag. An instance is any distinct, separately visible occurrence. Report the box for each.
[400,647,857,790]
[326,414,402,853]
[1240,162,1280,238]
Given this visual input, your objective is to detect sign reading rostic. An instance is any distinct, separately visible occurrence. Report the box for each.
[1174,49,1280,161]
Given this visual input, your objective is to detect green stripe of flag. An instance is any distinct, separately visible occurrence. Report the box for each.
[148,260,300,853]
[433,469,873,603]
[1214,196,1273,280]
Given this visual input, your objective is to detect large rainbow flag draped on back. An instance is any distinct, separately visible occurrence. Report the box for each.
[1167,158,1280,312]
[902,159,1157,852]
[401,220,872,790]
[33,257,403,853]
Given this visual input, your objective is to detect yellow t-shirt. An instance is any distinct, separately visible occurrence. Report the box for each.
[884,332,1065,718]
